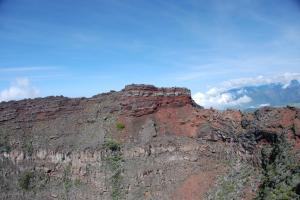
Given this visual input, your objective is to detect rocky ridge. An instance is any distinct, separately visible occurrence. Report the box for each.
[0,84,299,200]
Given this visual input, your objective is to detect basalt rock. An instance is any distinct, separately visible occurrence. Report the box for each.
[0,84,299,200]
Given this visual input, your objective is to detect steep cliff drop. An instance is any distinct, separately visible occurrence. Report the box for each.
[0,84,299,200]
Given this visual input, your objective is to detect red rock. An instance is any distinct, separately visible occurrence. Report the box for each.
[120,84,198,117]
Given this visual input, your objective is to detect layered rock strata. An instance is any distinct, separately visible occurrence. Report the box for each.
[0,84,299,200]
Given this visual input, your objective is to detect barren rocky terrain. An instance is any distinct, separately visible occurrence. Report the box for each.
[0,84,299,200]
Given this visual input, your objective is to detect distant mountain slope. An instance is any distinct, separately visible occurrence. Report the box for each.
[226,79,300,109]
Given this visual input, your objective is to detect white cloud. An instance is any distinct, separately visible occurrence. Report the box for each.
[205,73,300,96]
[192,73,300,109]
[221,73,300,90]
[193,91,252,109]
[0,78,39,102]
[259,103,270,107]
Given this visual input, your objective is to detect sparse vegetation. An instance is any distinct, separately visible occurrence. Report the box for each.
[104,139,121,152]
[0,134,11,153]
[17,170,50,192]
[116,122,125,131]
[74,178,82,187]
[63,163,72,192]
[206,158,260,200]
[0,144,11,153]
[256,135,300,200]
[291,124,296,133]
[111,170,123,200]
[106,154,123,171]
[24,140,33,156]
[103,138,124,200]
[18,171,34,191]
[291,124,297,136]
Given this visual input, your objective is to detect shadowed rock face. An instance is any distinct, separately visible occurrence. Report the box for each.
[0,84,299,200]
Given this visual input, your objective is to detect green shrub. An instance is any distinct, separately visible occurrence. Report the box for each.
[24,141,33,156]
[116,122,125,131]
[18,171,34,191]
[111,170,123,200]
[206,159,257,200]
[106,155,122,171]
[256,135,300,199]
[291,124,296,134]
[63,163,72,192]
[104,139,121,152]
[74,178,82,187]
[103,138,124,200]
[0,144,11,153]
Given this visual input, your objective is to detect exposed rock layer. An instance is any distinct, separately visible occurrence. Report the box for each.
[0,84,299,200]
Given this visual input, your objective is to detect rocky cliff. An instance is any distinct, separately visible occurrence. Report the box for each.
[0,84,299,200]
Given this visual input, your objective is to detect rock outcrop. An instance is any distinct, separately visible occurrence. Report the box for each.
[0,84,299,200]
[120,84,198,117]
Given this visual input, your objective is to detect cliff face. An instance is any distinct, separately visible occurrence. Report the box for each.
[120,84,196,117]
[0,84,299,200]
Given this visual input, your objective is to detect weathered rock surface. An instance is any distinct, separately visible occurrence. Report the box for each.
[0,84,299,200]
[120,84,198,117]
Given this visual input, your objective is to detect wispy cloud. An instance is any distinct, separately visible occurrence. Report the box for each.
[0,77,39,102]
[220,73,300,91]
[0,66,58,72]
[172,56,300,82]
[173,63,237,81]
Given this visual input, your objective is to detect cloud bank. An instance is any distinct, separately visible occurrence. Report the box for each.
[193,90,252,109]
[0,78,39,102]
[192,73,300,109]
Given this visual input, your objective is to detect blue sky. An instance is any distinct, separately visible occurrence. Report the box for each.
[0,0,300,103]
